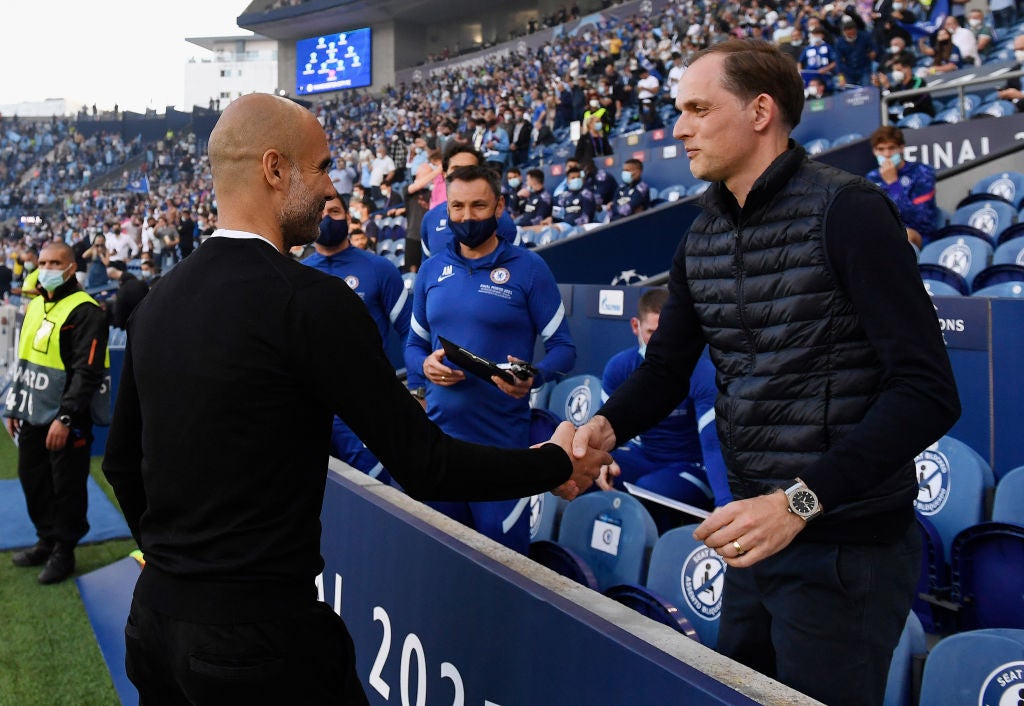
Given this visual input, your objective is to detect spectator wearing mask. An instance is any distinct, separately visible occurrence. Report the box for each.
[874,56,936,121]
[918,27,963,73]
[966,9,995,60]
[866,126,938,248]
[502,167,524,219]
[835,17,876,86]
[551,165,596,226]
[610,159,651,221]
[515,169,553,227]
[996,35,1024,111]
[507,109,532,168]
[943,16,979,67]
[800,26,837,80]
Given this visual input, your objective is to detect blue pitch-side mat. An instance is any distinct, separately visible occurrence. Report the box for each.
[76,556,141,706]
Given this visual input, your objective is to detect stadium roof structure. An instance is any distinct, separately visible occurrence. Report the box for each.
[237,0,501,40]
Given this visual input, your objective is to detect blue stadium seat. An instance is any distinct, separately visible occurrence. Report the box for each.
[882,612,927,706]
[392,237,406,254]
[993,237,1024,265]
[972,281,1024,298]
[914,513,951,633]
[527,540,598,590]
[897,113,933,129]
[913,436,995,563]
[998,222,1024,245]
[992,466,1024,521]
[528,407,562,446]
[971,264,1024,292]
[556,490,659,592]
[659,184,688,202]
[546,374,603,426]
[918,629,1024,706]
[918,235,994,290]
[971,171,1024,208]
[529,380,554,410]
[931,107,964,124]
[643,525,726,648]
[950,522,1024,629]
[687,182,710,196]
[971,100,1018,119]
[376,237,394,255]
[528,492,567,543]
[830,132,864,146]
[401,271,416,290]
[918,263,969,296]
[949,199,1017,244]
[603,584,700,639]
[803,137,831,155]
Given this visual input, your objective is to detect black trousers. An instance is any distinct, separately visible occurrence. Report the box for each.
[717,523,920,706]
[125,598,369,705]
[17,420,92,547]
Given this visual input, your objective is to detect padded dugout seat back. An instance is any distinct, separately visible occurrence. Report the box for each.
[949,199,1017,244]
[547,374,603,427]
[918,235,993,291]
[917,629,1024,706]
[882,611,928,706]
[951,522,1024,630]
[971,171,1024,208]
[556,490,658,592]
[993,237,1024,265]
[993,466,1024,522]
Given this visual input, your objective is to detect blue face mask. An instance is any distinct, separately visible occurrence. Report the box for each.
[621,170,634,184]
[317,216,349,246]
[568,177,583,191]
[38,266,71,293]
[507,177,521,188]
[876,153,902,168]
[449,212,498,249]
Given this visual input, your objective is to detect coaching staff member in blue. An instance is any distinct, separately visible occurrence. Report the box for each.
[303,192,411,484]
[419,143,520,259]
[101,93,608,705]
[406,164,577,554]
[571,40,960,706]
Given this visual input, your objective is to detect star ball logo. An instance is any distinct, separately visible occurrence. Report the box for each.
[978,660,1024,706]
[490,267,510,285]
[682,545,726,621]
[914,449,951,516]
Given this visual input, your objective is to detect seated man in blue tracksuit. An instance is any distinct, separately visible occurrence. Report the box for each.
[303,194,411,484]
[865,125,938,248]
[515,169,553,227]
[552,158,618,209]
[599,289,731,532]
[552,165,596,227]
[420,144,520,259]
[610,158,651,221]
[406,165,576,554]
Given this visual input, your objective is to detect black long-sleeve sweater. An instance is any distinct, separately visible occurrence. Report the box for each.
[102,234,571,622]
[599,173,961,545]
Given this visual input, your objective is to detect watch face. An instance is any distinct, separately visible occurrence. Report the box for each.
[791,489,817,515]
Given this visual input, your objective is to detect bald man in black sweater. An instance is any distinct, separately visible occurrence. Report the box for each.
[102,93,608,705]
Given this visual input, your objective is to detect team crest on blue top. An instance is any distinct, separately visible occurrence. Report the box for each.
[490,267,511,285]
[968,205,999,236]
[978,660,1024,706]
[564,384,593,426]
[344,275,360,290]
[900,176,912,188]
[914,449,951,516]
[682,545,726,621]
[939,241,972,276]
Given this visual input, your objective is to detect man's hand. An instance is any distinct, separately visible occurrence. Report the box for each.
[6,417,20,440]
[45,419,70,451]
[491,355,533,399]
[545,421,612,499]
[571,415,617,459]
[596,459,621,491]
[422,349,465,387]
[692,491,806,568]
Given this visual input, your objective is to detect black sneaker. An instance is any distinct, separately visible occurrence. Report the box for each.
[37,548,75,585]
[11,541,55,567]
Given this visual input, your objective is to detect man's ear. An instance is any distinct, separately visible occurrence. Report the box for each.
[751,93,777,133]
[263,150,287,188]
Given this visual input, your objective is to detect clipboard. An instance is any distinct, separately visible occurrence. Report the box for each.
[438,336,535,386]
[624,482,712,520]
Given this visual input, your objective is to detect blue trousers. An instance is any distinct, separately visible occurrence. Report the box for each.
[426,498,531,554]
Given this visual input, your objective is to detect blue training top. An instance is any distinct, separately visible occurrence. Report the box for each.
[406,239,576,448]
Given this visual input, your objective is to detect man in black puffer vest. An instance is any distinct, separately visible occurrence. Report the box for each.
[573,40,960,706]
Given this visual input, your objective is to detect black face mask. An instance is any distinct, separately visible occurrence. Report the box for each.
[317,216,349,246]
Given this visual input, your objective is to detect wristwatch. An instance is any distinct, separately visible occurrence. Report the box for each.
[58,414,73,427]
[784,478,823,521]
[410,387,426,400]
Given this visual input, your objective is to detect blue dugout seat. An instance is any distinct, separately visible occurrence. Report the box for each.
[918,235,994,291]
[949,199,1018,244]
[914,513,952,633]
[603,583,700,639]
[658,184,688,202]
[830,132,864,146]
[913,435,995,563]
[950,522,1024,630]
[993,466,1024,521]
[882,611,927,706]
[972,171,1024,208]
[547,374,603,427]
[971,100,1018,118]
[803,137,831,155]
[897,113,932,130]
[918,629,1024,706]
[999,222,1024,246]
[528,491,567,544]
[556,490,659,592]
[972,281,1024,298]
[971,264,1024,292]
[527,540,598,590]
[918,263,969,296]
[993,237,1024,265]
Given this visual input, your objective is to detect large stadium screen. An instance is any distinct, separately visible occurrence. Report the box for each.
[295,27,372,95]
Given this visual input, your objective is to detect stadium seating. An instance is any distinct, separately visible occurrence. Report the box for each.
[918,263,969,296]
[948,199,1017,244]
[992,466,1024,520]
[603,583,700,638]
[970,171,1024,208]
[882,612,927,706]
[897,113,933,130]
[917,629,1024,706]
[931,107,965,125]
[971,100,1018,119]
[998,222,1024,246]
[993,237,1024,265]
[830,132,864,146]
[918,235,994,291]
[658,184,689,202]
[528,491,566,544]
[950,521,1024,630]
[914,513,952,633]
[556,490,659,592]
[971,264,1024,292]
[972,281,1024,298]
[546,374,603,427]
[913,435,995,562]
[527,540,598,590]
[803,137,831,155]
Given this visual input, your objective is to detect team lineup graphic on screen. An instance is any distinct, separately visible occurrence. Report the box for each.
[295,27,372,95]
